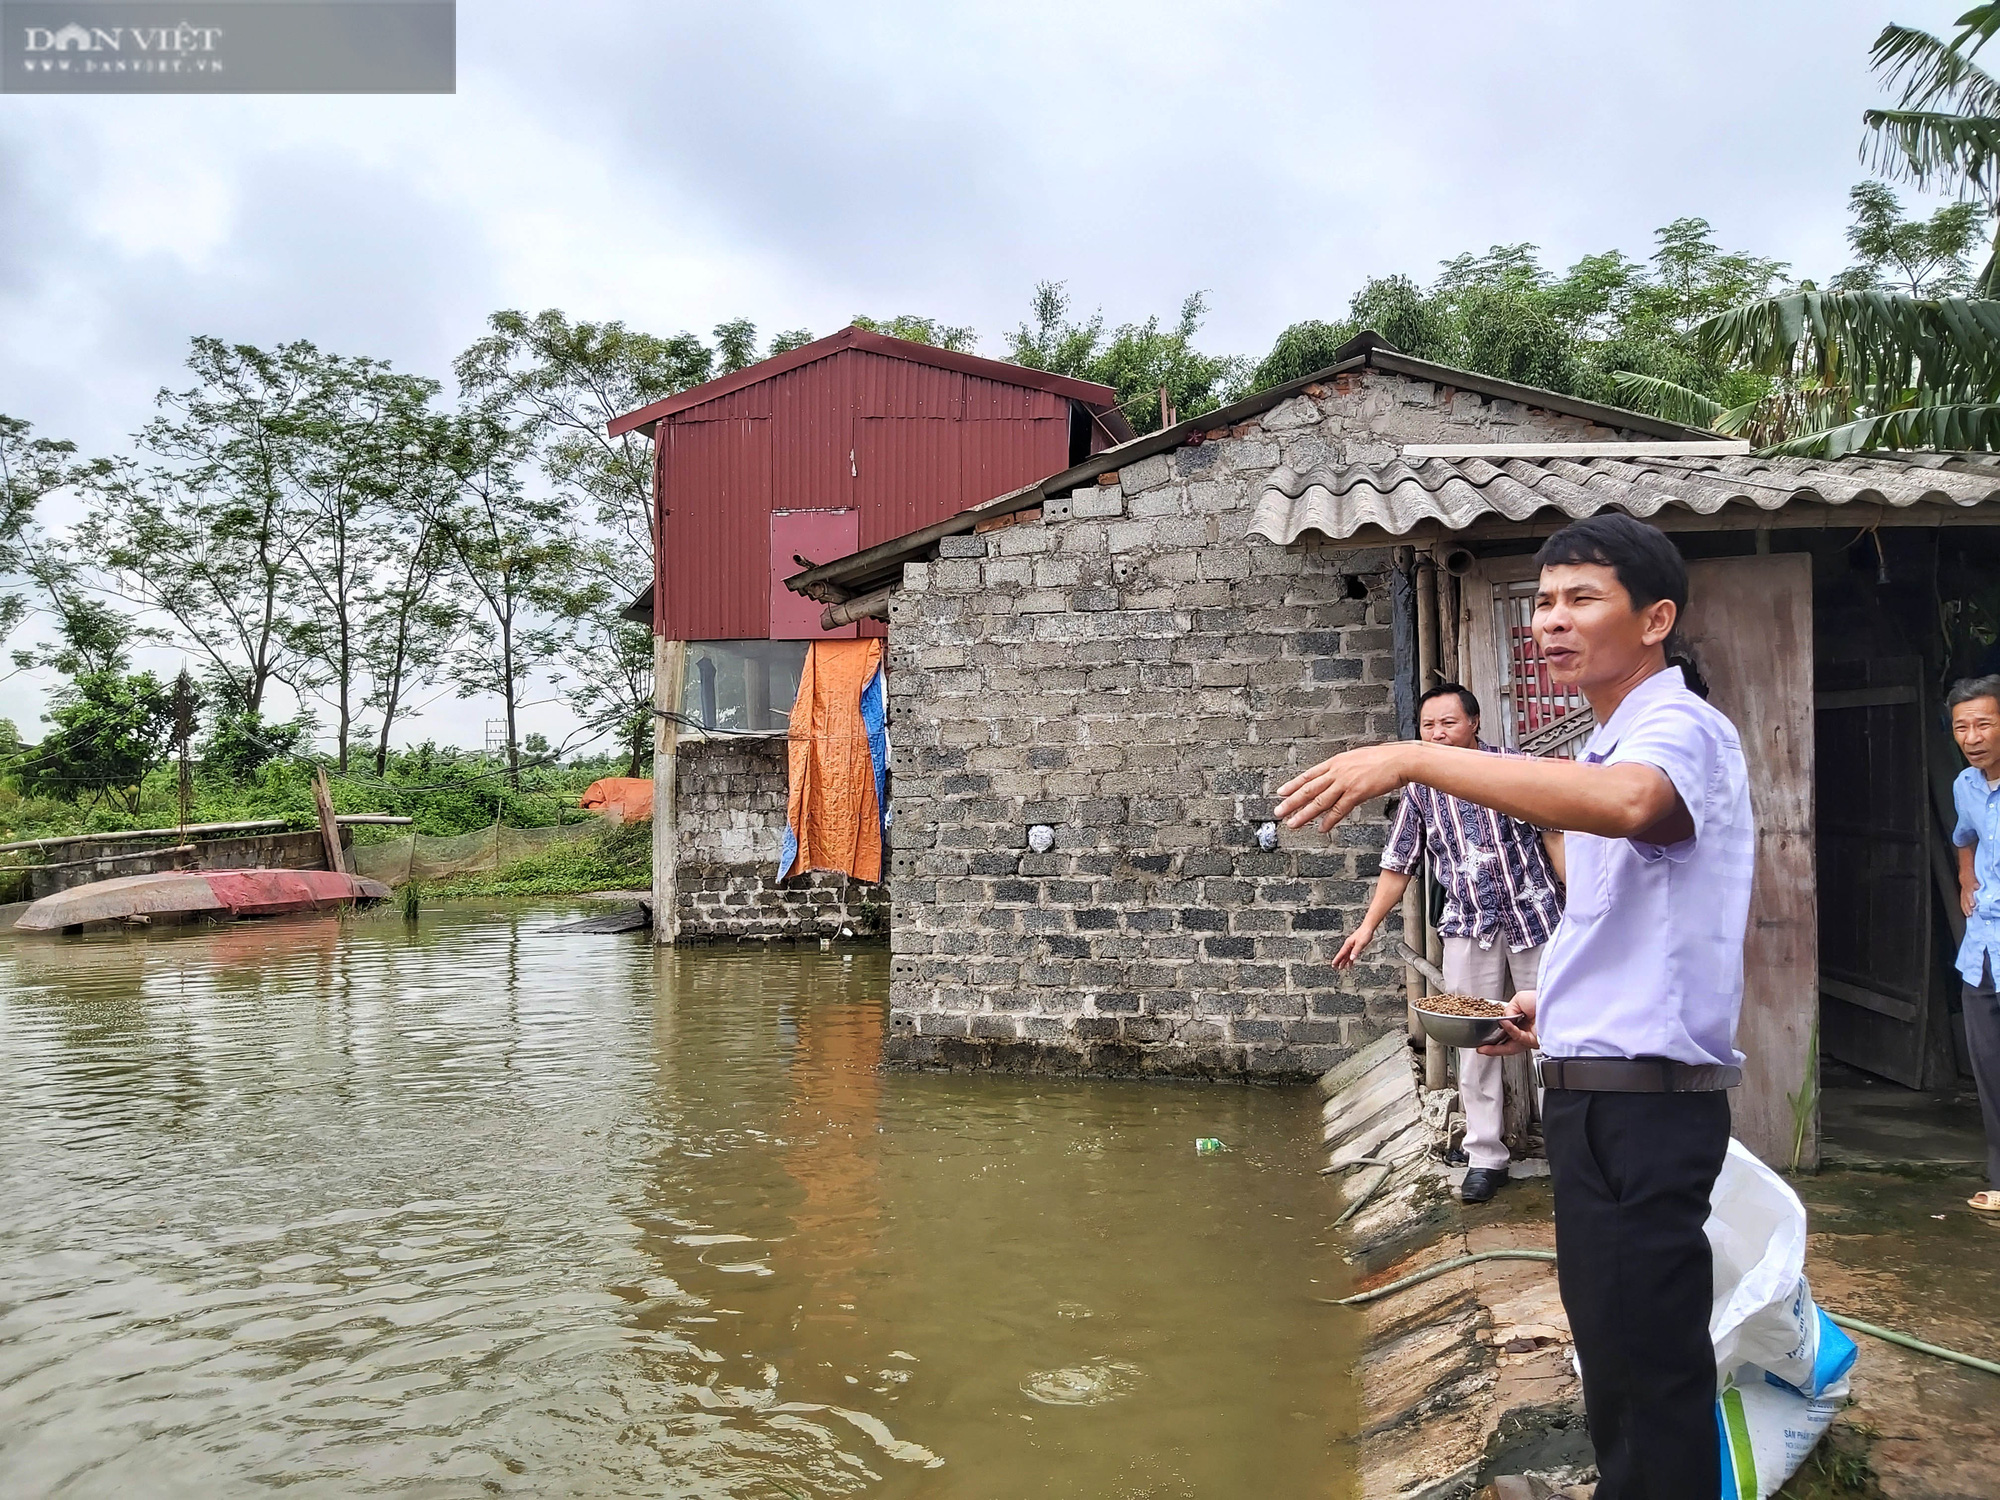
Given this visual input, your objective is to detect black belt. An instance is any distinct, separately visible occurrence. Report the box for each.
[1538,1056,1741,1092]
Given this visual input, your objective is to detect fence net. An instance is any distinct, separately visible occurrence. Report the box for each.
[350,822,600,885]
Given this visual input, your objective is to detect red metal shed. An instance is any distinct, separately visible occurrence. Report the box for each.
[610,326,1131,642]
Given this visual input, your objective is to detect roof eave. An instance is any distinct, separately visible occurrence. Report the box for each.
[607,325,1125,438]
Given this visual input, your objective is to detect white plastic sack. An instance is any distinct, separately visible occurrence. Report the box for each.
[1707,1140,1857,1400]
[1717,1364,1848,1500]
[1704,1140,1858,1499]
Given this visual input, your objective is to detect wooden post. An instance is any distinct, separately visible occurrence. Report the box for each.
[1502,1052,1536,1155]
[312,766,347,875]
[1414,557,1448,1090]
[652,638,686,946]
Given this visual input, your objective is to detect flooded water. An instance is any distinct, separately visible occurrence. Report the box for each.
[0,904,1355,1498]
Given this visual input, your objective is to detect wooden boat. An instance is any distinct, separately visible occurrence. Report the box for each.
[14,868,391,932]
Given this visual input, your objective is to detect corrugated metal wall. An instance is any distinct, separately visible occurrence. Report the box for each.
[654,347,1073,641]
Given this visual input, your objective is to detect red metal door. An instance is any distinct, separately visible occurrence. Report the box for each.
[770,509,860,639]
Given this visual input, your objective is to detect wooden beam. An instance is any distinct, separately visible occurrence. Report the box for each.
[312,766,348,875]
[1400,440,1751,459]
[821,586,896,630]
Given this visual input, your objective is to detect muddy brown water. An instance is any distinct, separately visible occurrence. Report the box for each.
[0,902,1356,1498]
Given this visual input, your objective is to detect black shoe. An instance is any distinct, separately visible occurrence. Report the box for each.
[1444,1147,1469,1167]
[1460,1166,1509,1204]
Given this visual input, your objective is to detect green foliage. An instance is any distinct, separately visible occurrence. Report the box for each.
[1249,219,1784,418]
[1700,286,2000,454]
[768,327,816,354]
[1008,282,1247,433]
[0,731,613,846]
[1678,7,2000,456]
[1608,372,1729,429]
[1865,7,2000,294]
[1248,319,1352,390]
[200,674,310,781]
[23,670,176,815]
[455,308,714,562]
[1345,275,1460,363]
[850,313,978,351]
[712,317,760,374]
[1834,181,1984,293]
[0,416,83,645]
[418,818,650,897]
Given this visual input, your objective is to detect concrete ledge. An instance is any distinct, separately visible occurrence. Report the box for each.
[882,1031,1319,1081]
[1319,1033,1592,1499]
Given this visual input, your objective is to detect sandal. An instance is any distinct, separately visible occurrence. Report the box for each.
[1969,1191,2000,1214]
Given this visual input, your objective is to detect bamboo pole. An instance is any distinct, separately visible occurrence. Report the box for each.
[1415,557,1446,1091]
[0,820,288,855]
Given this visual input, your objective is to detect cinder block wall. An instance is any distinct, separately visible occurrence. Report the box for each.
[882,369,1628,1079]
[674,735,886,941]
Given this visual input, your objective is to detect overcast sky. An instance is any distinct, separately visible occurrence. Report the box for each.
[0,0,1970,750]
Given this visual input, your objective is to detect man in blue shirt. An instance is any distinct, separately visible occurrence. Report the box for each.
[1948,676,2000,1214]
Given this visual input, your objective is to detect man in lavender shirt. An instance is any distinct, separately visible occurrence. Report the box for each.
[1277,513,1753,1500]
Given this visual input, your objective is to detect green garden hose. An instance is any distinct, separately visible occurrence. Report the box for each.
[1320,1251,2000,1379]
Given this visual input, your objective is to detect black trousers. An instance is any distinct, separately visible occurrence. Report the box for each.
[1963,958,2000,1190]
[1542,1087,1731,1500]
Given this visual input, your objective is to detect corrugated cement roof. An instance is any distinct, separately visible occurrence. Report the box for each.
[1249,450,2000,546]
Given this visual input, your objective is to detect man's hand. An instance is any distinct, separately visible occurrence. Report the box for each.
[1477,990,1539,1057]
[1332,922,1377,969]
[1965,880,1979,919]
[1277,743,1412,833]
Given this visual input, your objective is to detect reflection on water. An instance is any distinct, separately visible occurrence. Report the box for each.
[0,903,1356,1498]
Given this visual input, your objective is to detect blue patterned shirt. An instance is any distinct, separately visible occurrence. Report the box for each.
[1380,742,1565,953]
[1951,765,2000,987]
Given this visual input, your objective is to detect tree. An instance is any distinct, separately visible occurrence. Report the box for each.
[1833,181,1984,294]
[360,505,463,776]
[851,313,978,350]
[455,309,714,566]
[553,566,656,775]
[1692,7,2000,455]
[455,309,727,784]
[199,671,310,781]
[275,347,446,771]
[0,416,88,644]
[713,317,760,374]
[429,411,576,788]
[24,669,175,815]
[1864,5,2000,294]
[16,600,173,814]
[1008,282,1246,433]
[89,338,321,717]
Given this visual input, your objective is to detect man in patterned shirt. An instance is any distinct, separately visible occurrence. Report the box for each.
[1333,683,1565,1203]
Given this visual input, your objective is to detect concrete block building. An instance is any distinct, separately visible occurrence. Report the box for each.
[788,331,2000,1170]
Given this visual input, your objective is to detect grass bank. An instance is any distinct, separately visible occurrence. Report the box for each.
[413,820,650,899]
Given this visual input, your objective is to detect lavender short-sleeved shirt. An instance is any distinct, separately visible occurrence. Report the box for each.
[1534,665,1755,1069]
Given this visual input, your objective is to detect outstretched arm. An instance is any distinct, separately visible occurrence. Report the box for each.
[1332,867,1412,968]
[1277,741,1691,844]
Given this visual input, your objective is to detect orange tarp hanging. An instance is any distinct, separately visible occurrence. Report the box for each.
[782,639,884,884]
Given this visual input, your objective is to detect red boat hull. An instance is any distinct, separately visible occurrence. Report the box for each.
[14,868,392,932]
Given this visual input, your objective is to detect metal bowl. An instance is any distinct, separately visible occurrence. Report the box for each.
[1411,1004,1508,1049]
